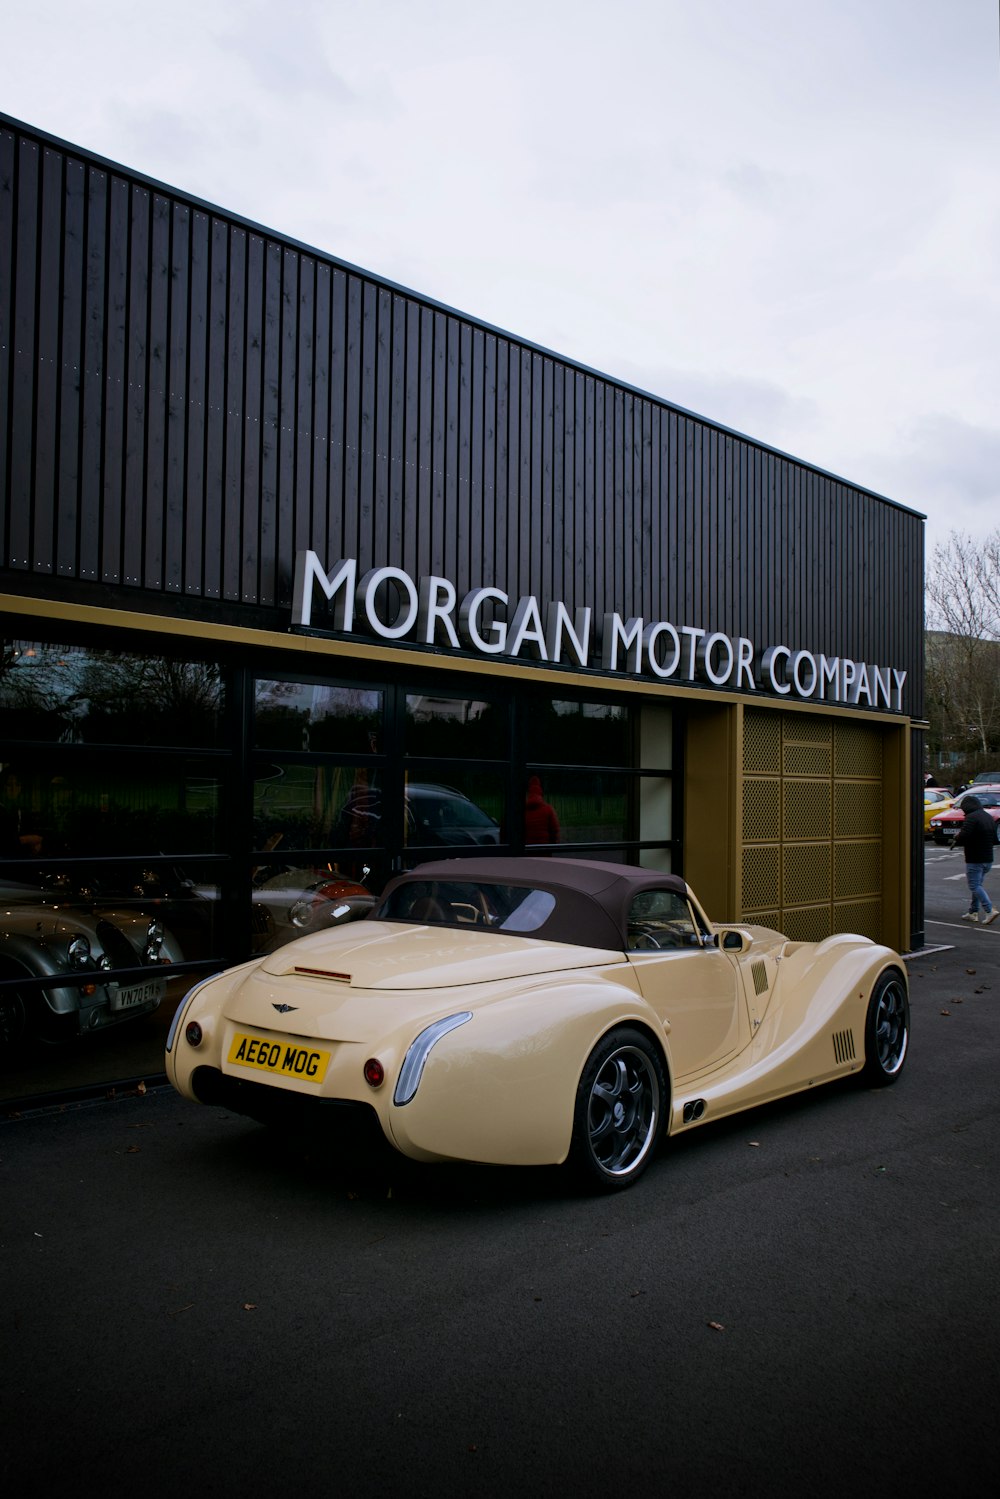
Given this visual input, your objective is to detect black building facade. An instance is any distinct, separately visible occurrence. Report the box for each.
[0,115,926,1104]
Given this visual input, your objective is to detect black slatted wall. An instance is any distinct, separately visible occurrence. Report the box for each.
[0,117,924,714]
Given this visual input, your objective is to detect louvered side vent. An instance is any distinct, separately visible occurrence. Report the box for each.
[833,1029,857,1065]
[751,960,770,996]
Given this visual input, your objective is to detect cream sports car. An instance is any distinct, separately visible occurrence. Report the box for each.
[165,857,910,1191]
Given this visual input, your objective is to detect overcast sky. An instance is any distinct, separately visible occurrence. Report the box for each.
[2,0,997,560]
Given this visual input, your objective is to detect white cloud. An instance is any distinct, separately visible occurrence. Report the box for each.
[1,0,997,560]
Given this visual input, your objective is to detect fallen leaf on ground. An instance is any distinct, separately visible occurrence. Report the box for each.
[707,1321,725,1332]
[242,1303,257,1312]
[748,1140,760,1147]
[940,1009,951,1016]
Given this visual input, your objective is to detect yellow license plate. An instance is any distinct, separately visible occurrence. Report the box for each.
[227,1031,331,1084]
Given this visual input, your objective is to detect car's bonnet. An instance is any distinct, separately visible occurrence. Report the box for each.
[255,920,622,991]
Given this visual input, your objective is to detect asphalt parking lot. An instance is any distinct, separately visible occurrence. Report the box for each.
[3,853,999,1499]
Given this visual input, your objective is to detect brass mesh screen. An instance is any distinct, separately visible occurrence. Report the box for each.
[783,742,832,776]
[742,845,781,910]
[743,909,781,930]
[743,779,781,841]
[834,841,882,899]
[743,709,781,774]
[781,905,833,941]
[783,844,832,904]
[783,780,832,840]
[782,714,832,745]
[737,707,887,942]
[834,782,882,838]
[833,899,882,940]
[834,720,883,778]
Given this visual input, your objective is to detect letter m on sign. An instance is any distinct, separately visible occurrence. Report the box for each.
[293,553,357,630]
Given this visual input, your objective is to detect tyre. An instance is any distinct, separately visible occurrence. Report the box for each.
[569,1026,666,1191]
[861,969,910,1086]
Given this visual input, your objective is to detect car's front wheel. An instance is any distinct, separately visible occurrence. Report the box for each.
[861,969,910,1086]
[569,1027,666,1191]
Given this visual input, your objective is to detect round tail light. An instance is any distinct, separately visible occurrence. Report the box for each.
[185,1020,203,1047]
[363,1058,385,1088]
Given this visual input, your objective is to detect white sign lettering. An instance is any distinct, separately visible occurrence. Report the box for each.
[291,552,909,712]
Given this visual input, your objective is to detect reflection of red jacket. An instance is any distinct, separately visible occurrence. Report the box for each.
[524,779,560,844]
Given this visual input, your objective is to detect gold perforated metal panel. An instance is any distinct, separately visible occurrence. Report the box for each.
[743,779,781,841]
[744,909,781,930]
[781,905,833,941]
[833,900,882,941]
[834,842,882,899]
[743,711,781,775]
[834,781,882,838]
[834,721,883,778]
[740,706,886,941]
[783,844,831,904]
[783,780,831,840]
[742,844,781,911]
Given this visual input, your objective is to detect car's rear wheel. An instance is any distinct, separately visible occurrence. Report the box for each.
[570,1027,666,1191]
[861,969,909,1086]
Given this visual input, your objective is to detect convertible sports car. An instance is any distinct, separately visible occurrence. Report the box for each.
[166,857,910,1190]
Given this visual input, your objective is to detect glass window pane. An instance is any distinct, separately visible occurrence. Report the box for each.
[253,762,383,852]
[1,754,224,858]
[0,961,217,1107]
[405,694,507,759]
[254,680,383,753]
[0,641,224,747]
[404,770,503,849]
[250,865,376,953]
[639,704,673,771]
[639,776,672,843]
[523,770,630,846]
[523,699,631,767]
[627,889,698,949]
[0,869,217,1039]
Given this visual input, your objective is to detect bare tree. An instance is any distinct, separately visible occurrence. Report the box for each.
[926,529,1000,772]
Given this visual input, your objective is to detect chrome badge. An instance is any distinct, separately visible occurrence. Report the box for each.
[272,1002,298,1013]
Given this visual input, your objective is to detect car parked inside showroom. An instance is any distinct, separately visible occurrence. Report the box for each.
[0,875,182,1049]
[166,856,909,1192]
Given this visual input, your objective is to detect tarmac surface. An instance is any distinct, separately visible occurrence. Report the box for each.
[3,849,999,1498]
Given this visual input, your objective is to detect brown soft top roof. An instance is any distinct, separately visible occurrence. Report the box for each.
[374,856,692,950]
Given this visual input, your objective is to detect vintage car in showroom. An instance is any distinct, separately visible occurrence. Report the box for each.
[166,857,910,1191]
[0,875,182,1049]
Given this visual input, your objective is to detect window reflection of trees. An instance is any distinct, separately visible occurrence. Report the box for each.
[0,642,223,746]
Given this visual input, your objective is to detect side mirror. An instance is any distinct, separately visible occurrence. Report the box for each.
[719,927,753,954]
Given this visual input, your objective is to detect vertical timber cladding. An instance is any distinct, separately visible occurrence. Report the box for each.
[741,706,887,942]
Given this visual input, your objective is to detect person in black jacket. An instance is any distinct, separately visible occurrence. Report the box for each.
[955,795,999,925]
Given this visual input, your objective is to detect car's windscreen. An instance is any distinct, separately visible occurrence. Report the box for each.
[976,795,1000,807]
[376,880,557,932]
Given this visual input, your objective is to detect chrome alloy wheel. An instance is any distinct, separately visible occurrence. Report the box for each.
[873,977,908,1075]
[862,969,910,1086]
[586,1043,660,1177]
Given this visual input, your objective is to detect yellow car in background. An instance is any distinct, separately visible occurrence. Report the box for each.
[924,787,955,834]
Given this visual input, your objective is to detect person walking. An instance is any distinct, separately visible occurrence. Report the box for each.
[955,794,999,925]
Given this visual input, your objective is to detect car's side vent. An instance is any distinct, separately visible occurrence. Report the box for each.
[833,1028,856,1065]
[751,960,770,996]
